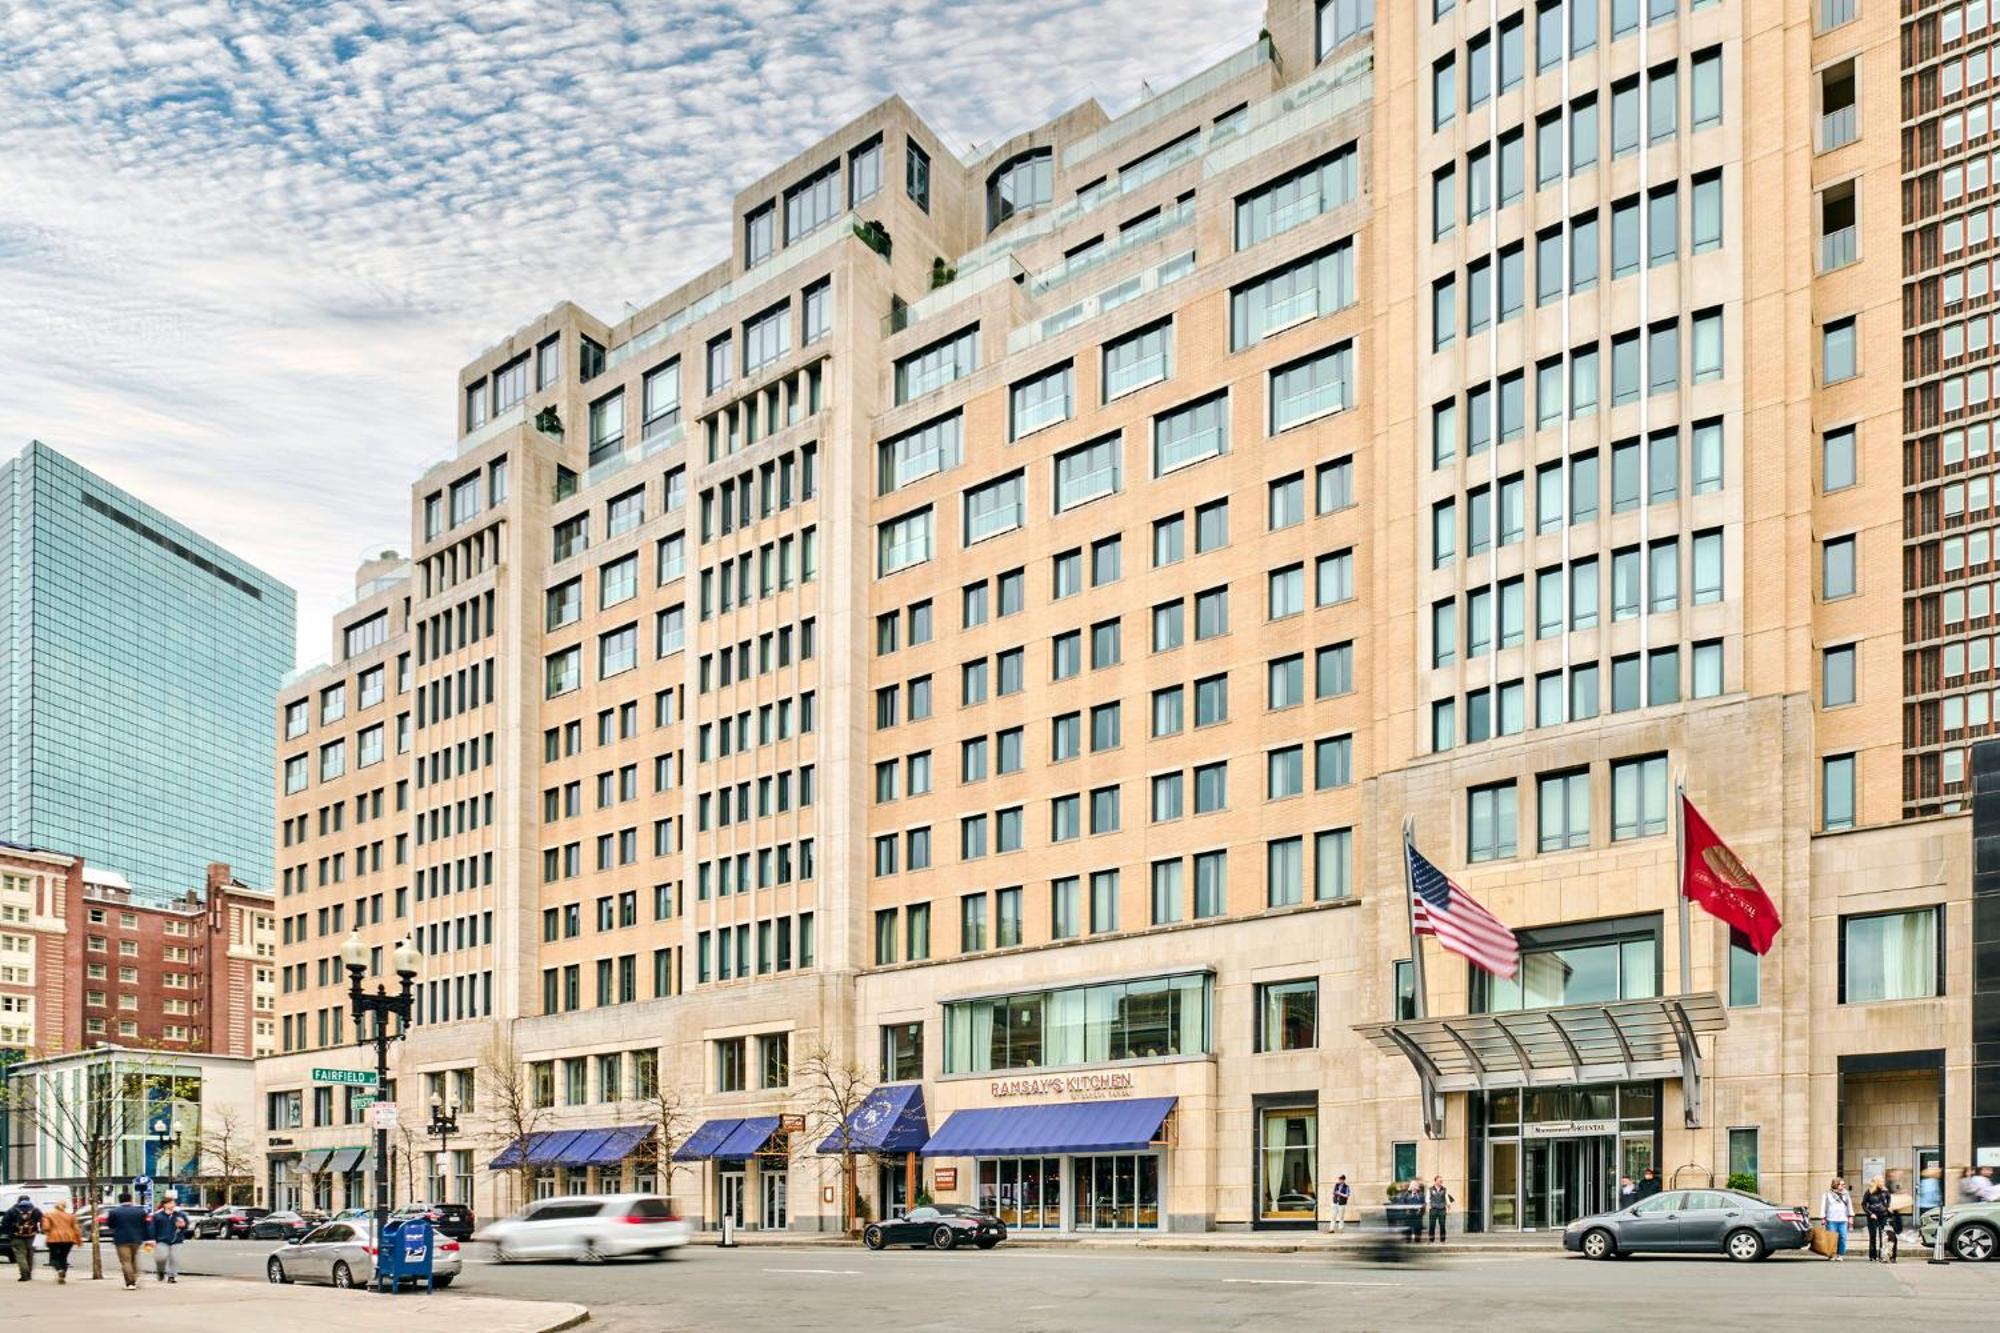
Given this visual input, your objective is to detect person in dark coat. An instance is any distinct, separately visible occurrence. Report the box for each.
[1635,1168,1663,1199]
[104,1192,151,1289]
[5,1195,43,1281]
[1861,1177,1896,1262]
[1426,1177,1454,1242]
[147,1196,188,1283]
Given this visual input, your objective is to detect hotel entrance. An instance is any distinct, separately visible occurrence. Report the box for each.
[1478,1083,1658,1231]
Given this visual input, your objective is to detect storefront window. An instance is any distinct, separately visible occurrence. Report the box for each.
[978,1157,1063,1228]
[1075,1154,1160,1230]
[943,971,1211,1073]
[1258,1109,1318,1222]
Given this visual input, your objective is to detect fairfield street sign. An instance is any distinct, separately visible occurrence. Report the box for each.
[311,1069,378,1086]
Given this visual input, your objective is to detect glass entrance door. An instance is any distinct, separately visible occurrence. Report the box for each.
[1521,1137,1614,1229]
[718,1170,746,1228]
[761,1170,788,1230]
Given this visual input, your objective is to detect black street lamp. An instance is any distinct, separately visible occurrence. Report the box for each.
[148,1116,181,1200]
[341,931,421,1256]
[427,1094,460,1203]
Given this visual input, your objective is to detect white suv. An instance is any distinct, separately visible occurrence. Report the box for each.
[479,1194,691,1263]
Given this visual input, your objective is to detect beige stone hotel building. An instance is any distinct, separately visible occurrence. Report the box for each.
[257,0,2000,1233]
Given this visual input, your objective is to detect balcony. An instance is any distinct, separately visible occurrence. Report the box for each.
[1819,105,1857,151]
[1819,226,1857,273]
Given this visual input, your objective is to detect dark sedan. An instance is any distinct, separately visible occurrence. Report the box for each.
[1565,1188,1810,1261]
[862,1204,1007,1251]
[194,1206,270,1239]
[246,1211,318,1241]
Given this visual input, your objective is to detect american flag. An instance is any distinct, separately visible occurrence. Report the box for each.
[1409,840,1520,979]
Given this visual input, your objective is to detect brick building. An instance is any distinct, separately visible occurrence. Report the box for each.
[0,844,277,1059]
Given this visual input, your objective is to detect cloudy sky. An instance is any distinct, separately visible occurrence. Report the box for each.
[0,0,1265,665]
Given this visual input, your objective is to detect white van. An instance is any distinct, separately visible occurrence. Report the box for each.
[7,1184,75,1251]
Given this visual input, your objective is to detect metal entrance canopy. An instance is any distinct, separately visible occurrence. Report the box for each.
[1352,992,1728,1138]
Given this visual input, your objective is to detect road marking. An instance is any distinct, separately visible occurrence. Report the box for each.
[761,1266,861,1275]
[1223,1278,1404,1287]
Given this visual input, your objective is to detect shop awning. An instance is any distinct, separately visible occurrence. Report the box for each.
[920,1097,1177,1158]
[1352,992,1729,1137]
[572,1124,653,1166]
[298,1149,334,1174]
[817,1084,929,1155]
[325,1148,366,1175]
[489,1129,583,1171]
[673,1116,783,1161]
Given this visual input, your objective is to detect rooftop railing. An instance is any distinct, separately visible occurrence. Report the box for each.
[1061,36,1273,170]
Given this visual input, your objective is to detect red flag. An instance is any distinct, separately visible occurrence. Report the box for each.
[1680,795,1781,955]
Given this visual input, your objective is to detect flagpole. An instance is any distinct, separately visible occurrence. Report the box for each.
[1404,816,1427,1020]
[1676,772,1691,996]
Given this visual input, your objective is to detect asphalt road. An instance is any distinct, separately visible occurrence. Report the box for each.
[174,1238,2000,1331]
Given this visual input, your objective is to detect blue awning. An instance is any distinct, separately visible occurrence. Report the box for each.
[491,1125,653,1171]
[672,1119,738,1161]
[576,1124,653,1166]
[818,1084,929,1154]
[714,1116,783,1159]
[920,1097,1177,1158]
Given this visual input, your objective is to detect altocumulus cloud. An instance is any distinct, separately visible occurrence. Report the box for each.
[0,0,1263,662]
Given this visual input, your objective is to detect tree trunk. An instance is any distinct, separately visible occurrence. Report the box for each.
[87,1171,103,1280]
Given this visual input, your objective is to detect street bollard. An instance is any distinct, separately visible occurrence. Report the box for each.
[720,1213,737,1248]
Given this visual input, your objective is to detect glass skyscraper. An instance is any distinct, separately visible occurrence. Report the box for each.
[0,442,295,895]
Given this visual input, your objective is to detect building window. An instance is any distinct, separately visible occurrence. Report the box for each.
[1011,362,1074,439]
[1104,319,1173,401]
[715,1038,747,1092]
[1230,242,1355,350]
[1055,435,1123,511]
[906,138,932,211]
[1468,781,1518,862]
[742,302,792,376]
[1822,316,1857,383]
[1610,754,1668,841]
[1823,753,1856,829]
[987,148,1053,230]
[1479,925,1656,1012]
[744,202,775,266]
[942,971,1212,1072]
[896,326,978,403]
[1270,342,1353,432]
[1538,769,1590,851]
[883,1022,923,1081]
[784,160,841,242]
[1236,144,1359,250]
[1840,908,1940,1003]
[878,507,934,575]
[759,1032,790,1088]
[849,135,883,205]
[1256,979,1318,1052]
[1728,932,1760,1007]
[1154,393,1228,476]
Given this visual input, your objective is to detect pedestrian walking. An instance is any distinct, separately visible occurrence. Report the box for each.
[104,1191,150,1289]
[1426,1176,1453,1242]
[1634,1167,1662,1199]
[1330,1175,1351,1232]
[148,1195,188,1283]
[1820,1178,1854,1261]
[5,1194,43,1281]
[41,1201,80,1284]
[1861,1177,1894,1262]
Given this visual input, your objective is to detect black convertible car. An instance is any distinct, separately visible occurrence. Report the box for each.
[862,1205,1007,1251]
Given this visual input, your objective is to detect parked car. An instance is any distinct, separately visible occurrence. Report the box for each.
[1565,1188,1810,1261]
[265,1218,462,1290]
[477,1194,690,1262]
[194,1206,271,1239]
[862,1204,1008,1251]
[247,1211,318,1241]
[392,1202,476,1241]
[1919,1200,2000,1261]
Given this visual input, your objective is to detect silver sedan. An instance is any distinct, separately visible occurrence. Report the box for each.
[265,1218,463,1289]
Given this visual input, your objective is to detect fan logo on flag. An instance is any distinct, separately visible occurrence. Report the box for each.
[1698,844,1766,919]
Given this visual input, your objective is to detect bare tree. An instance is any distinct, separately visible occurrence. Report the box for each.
[478,1034,549,1215]
[394,1120,425,1205]
[192,1105,256,1207]
[794,1044,873,1235]
[0,1043,174,1280]
[633,1052,695,1204]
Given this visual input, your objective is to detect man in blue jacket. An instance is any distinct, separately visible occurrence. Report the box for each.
[147,1195,189,1283]
[104,1192,150,1289]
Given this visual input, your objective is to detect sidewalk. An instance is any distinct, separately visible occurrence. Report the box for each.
[2,1271,588,1332]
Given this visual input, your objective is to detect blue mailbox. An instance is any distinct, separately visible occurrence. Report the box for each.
[372,1217,436,1293]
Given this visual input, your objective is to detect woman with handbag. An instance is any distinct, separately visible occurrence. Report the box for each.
[1861,1177,1894,1261]
[1820,1179,1854,1262]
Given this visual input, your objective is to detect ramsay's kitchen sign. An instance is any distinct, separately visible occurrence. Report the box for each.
[990,1071,1135,1100]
